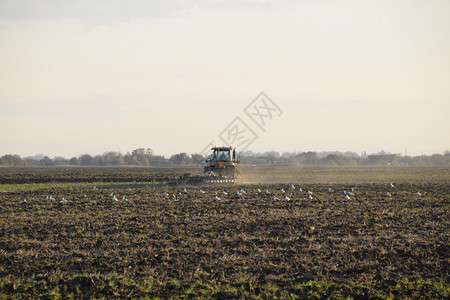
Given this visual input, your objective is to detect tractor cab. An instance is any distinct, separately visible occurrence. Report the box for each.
[211,147,237,163]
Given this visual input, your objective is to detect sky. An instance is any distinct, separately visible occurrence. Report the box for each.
[1,0,449,158]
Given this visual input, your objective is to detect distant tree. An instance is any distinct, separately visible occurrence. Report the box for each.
[191,154,205,165]
[79,154,92,166]
[170,153,191,165]
[40,156,54,166]
[91,155,102,165]
[149,155,170,166]
[101,152,124,165]
[295,152,318,165]
[69,157,79,165]
[53,156,68,166]
[23,157,40,166]
[124,153,133,164]
[0,155,23,166]
[132,148,153,156]
[131,148,153,165]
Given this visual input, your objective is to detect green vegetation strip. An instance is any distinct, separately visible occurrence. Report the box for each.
[1,275,448,299]
[0,181,162,192]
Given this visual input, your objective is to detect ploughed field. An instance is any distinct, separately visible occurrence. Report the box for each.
[0,167,448,298]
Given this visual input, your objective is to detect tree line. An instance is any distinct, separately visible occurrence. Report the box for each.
[1,148,449,167]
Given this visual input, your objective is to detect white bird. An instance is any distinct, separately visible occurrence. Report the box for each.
[84,195,89,200]
[266,189,270,194]
[199,189,205,194]
[273,196,278,200]
[93,186,98,190]
[416,192,421,196]
[351,188,356,192]
[281,188,285,193]
[112,195,118,201]
[183,187,187,193]
[348,192,354,196]
[390,183,395,188]
[214,195,221,200]
[61,197,67,203]
[172,194,177,201]
[291,184,295,189]
[257,188,261,193]
[345,195,351,200]
[308,191,313,195]
[308,194,313,200]
[178,192,182,196]
[110,192,114,196]
[386,192,391,197]
[344,190,348,195]
[163,192,168,196]
[122,196,127,201]
[299,188,302,192]
[285,196,290,201]
[222,191,228,195]
[46,196,50,201]
[240,188,247,194]
[23,198,27,203]
[236,191,241,196]
[328,188,334,193]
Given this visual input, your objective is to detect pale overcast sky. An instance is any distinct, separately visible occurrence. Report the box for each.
[1,0,449,158]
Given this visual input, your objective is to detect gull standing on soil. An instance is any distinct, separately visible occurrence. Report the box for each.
[273,196,278,200]
[386,192,391,197]
[390,183,395,188]
[328,188,334,193]
[281,188,285,193]
[122,196,127,201]
[299,187,302,192]
[214,195,221,200]
[61,197,67,203]
[112,195,118,201]
[163,191,168,196]
[222,191,228,195]
[183,187,187,193]
[416,192,421,196]
[308,194,313,200]
[172,194,177,201]
[199,189,205,194]
[257,188,261,193]
[285,196,290,201]
[291,184,295,190]
[23,198,27,203]
[345,194,351,200]
[240,188,247,194]
[265,189,270,195]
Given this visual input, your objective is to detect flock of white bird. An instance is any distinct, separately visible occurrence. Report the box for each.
[21,183,422,204]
